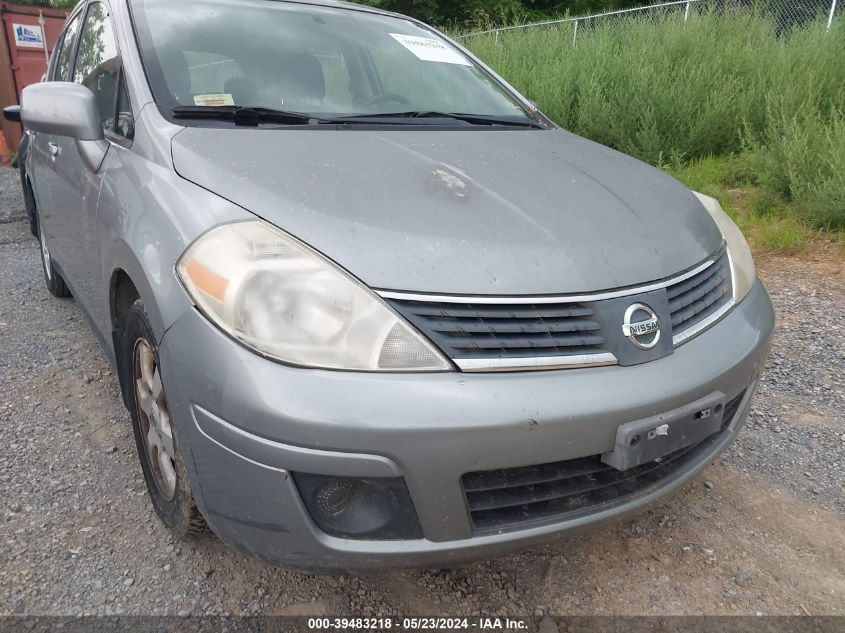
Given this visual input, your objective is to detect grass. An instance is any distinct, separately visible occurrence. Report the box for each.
[462,7,845,248]
[667,155,843,255]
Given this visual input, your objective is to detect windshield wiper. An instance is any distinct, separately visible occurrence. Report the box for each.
[171,106,326,126]
[328,111,543,128]
[170,106,543,129]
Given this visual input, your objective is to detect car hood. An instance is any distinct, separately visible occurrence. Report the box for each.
[171,127,723,295]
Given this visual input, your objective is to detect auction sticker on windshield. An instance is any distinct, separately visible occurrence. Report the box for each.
[194,93,235,107]
[390,33,472,66]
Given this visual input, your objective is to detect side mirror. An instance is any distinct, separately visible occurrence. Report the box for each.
[20,82,109,172]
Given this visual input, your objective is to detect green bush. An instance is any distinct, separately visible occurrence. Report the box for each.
[747,109,844,229]
[463,8,845,229]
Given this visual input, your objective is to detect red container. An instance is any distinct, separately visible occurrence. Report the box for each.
[0,2,68,153]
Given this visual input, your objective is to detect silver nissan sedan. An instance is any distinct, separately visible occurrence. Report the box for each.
[4,0,774,570]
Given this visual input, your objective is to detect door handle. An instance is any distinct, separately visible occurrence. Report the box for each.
[48,142,60,161]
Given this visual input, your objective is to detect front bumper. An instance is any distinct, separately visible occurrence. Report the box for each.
[159,280,774,570]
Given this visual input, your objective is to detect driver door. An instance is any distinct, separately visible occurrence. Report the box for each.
[49,1,121,319]
[28,9,84,264]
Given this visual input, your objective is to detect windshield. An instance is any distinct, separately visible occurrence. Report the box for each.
[131,0,534,124]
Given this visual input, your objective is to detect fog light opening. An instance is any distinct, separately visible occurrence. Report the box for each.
[293,473,423,541]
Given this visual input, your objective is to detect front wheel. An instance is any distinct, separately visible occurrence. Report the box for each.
[122,300,206,537]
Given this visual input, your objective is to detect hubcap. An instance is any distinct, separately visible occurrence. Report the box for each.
[40,232,52,280]
[133,339,177,500]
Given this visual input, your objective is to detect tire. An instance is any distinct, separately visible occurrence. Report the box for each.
[35,211,72,299]
[121,300,207,537]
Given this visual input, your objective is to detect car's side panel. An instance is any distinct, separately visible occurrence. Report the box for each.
[28,129,59,251]
[94,105,252,352]
[51,136,106,315]
[25,131,51,228]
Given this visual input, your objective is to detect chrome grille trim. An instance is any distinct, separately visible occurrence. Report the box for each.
[672,299,735,347]
[376,243,727,305]
[456,352,618,373]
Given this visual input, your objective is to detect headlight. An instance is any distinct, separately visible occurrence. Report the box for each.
[692,192,756,303]
[177,220,452,372]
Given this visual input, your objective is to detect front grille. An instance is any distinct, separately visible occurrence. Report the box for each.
[462,390,747,534]
[668,252,733,334]
[383,246,733,370]
[386,300,606,360]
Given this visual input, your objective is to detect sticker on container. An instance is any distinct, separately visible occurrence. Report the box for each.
[13,23,45,49]
[389,33,471,66]
[193,93,235,107]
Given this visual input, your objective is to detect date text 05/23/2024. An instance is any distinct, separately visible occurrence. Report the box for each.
[307,617,530,631]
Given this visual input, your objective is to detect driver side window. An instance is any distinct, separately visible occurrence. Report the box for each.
[73,2,120,133]
[51,13,83,82]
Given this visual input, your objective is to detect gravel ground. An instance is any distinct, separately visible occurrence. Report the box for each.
[1,165,843,617]
[724,255,845,515]
[0,167,22,222]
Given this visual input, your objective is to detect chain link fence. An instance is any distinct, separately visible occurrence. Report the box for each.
[459,0,842,42]
[706,0,840,32]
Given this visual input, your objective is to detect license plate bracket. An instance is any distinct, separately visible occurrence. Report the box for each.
[601,392,727,471]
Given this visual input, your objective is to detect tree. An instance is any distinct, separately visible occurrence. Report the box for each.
[356,0,651,25]
[12,0,79,9]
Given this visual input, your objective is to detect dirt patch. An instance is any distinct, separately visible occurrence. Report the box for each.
[532,465,844,616]
[757,247,845,298]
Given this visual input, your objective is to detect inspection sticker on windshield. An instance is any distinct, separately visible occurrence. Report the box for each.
[390,34,471,66]
[193,93,234,107]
